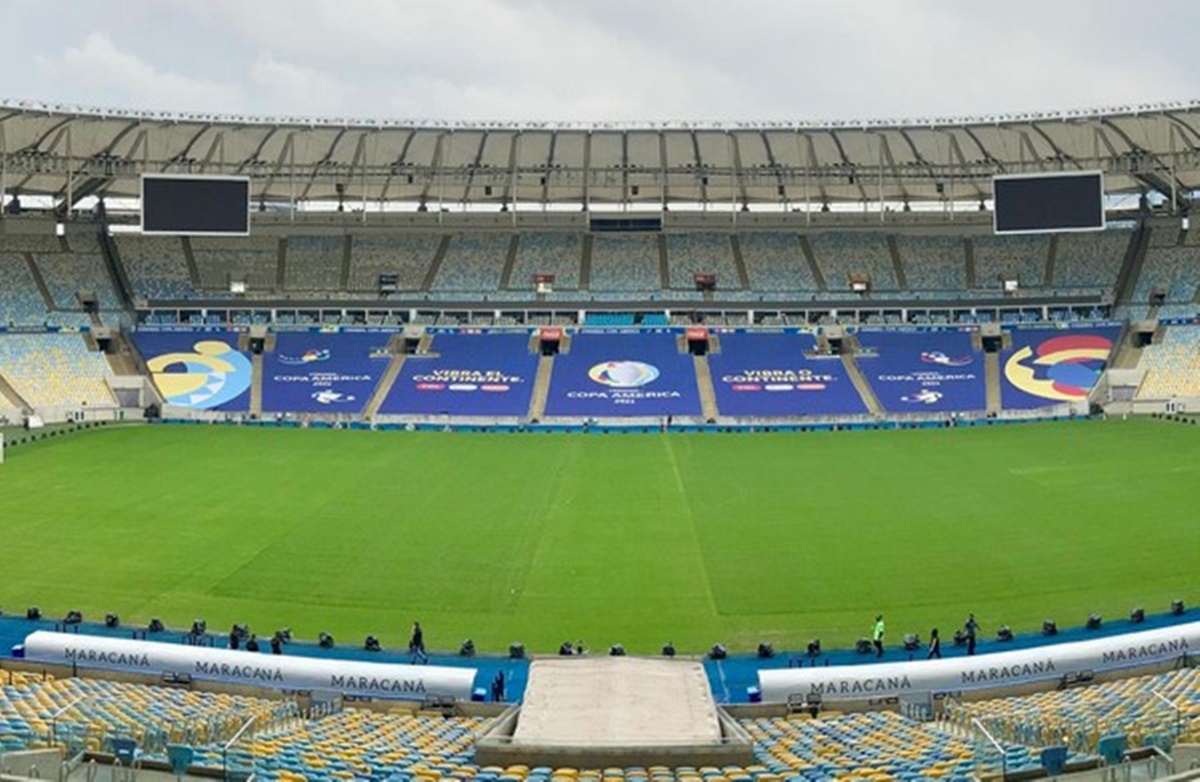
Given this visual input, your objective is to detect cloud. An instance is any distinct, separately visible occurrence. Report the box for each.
[9,1,1199,121]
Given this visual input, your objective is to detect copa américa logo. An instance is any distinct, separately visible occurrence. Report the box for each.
[1004,333,1113,401]
[901,388,944,405]
[145,340,252,410]
[588,360,660,388]
[920,351,972,367]
[279,348,331,365]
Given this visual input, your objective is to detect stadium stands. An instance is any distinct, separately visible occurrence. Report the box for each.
[0,334,115,409]
[34,252,121,310]
[897,235,967,292]
[999,326,1120,410]
[589,234,662,292]
[1134,245,1200,305]
[737,232,819,292]
[1053,230,1131,291]
[855,329,986,412]
[808,232,897,291]
[509,232,582,290]
[543,331,701,417]
[379,332,538,416]
[0,253,50,326]
[349,234,439,292]
[117,236,197,300]
[432,233,509,292]
[946,667,1199,757]
[708,332,868,416]
[193,236,279,291]
[285,235,345,292]
[1135,325,1200,399]
[973,235,1048,290]
[263,332,392,414]
[665,233,740,289]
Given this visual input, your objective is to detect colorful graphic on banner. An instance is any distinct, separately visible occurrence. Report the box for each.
[263,333,391,414]
[134,331,252,411]
[708,333,867,416]
[544,332,702,417]
[1001,327,1119,409]
[857,330,986,413]
[380,332,537,416]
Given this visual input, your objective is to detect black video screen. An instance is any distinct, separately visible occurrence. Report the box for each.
[142,176,250,235]
[993,173,1103,234]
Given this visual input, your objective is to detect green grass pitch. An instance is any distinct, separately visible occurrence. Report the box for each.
[0,419,1195,655]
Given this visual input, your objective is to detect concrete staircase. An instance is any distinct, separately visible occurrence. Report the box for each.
[1114,224,1151,305]
[657,234,671,289]
[579,234,593,291]
[180,237,203,290]
[363,353,407,419]
[339,236,353,292]
[841,354,882,415]
[1044,234,1058,288]
[420,235,451,291]
[250,353,264,417]
[527,355,555,421]
[963,238,977,289]
[499,235,520,289]
[23,253,56,310]
[984,352,1002,415]
[797,235,828,291]
[729,234,751,290]
[0,373,32,414]
[693,354,720,421]
[885,235,909,290]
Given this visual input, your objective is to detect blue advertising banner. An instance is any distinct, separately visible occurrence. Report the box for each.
[133,330,252,412]
[543,332,701,417]
[379,332,537,416]
[855,329,986,413]
[262,332,392,414]
[708,333,867,416]
[1000,325,1121,410]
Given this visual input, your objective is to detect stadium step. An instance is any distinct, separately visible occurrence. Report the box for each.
[338,235,352,292]
[22,253,56,311]
[985,352,1001,414]
[421,235,452,291]
[250,352,264,417]
[797,235,827,291]
[1044,234,1058,288]
[885,235,909,290]
[657,234,670,289]
[963,237,977,289]
[364,354,407,419]
[1114,224,1150,305]
[275,238,288,290]
[692,354,720,421]
[499,235,520,289]
[840,354,882,416]
[0,372,32,414]
[579,234,593,290]
[180,237,204,290]
[528,355,555,421]
[729,234,751,289]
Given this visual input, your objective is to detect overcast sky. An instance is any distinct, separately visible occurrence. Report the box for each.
[1,0,1196,123]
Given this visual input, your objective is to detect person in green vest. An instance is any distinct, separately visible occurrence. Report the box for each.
[872,614,885,658]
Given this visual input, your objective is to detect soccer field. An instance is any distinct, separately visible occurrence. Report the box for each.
[0,419,1195,655]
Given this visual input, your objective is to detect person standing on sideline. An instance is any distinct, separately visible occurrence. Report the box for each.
[927,628,941,659]
[872,614,885,657]
[409,621,426,662]
[965,613,979,656]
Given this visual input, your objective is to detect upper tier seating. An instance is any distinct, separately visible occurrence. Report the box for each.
[1136,325,1200,399]
[0,334,115,408]
[431,233,509,292]
[349,234,438,291]
[1135,245,1200,305]
[285,235,344,291]
[509,232,582,289]
[1053,230,1131,290]
[738,232,819,292]
[589,234,662,292]
[947,668,1199,756]
[34,252,121,310]
[898,235,967,292]
[665,233,740,289]
[0,253,49,326]
[973,235,1048,289]
[809,233,897,291]
[193,236,279,291]
[117,236,196,300]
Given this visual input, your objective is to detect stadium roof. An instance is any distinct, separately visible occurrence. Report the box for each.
[2,98,1199,209]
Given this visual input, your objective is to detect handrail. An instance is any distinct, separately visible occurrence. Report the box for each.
[971,717,1007,778]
